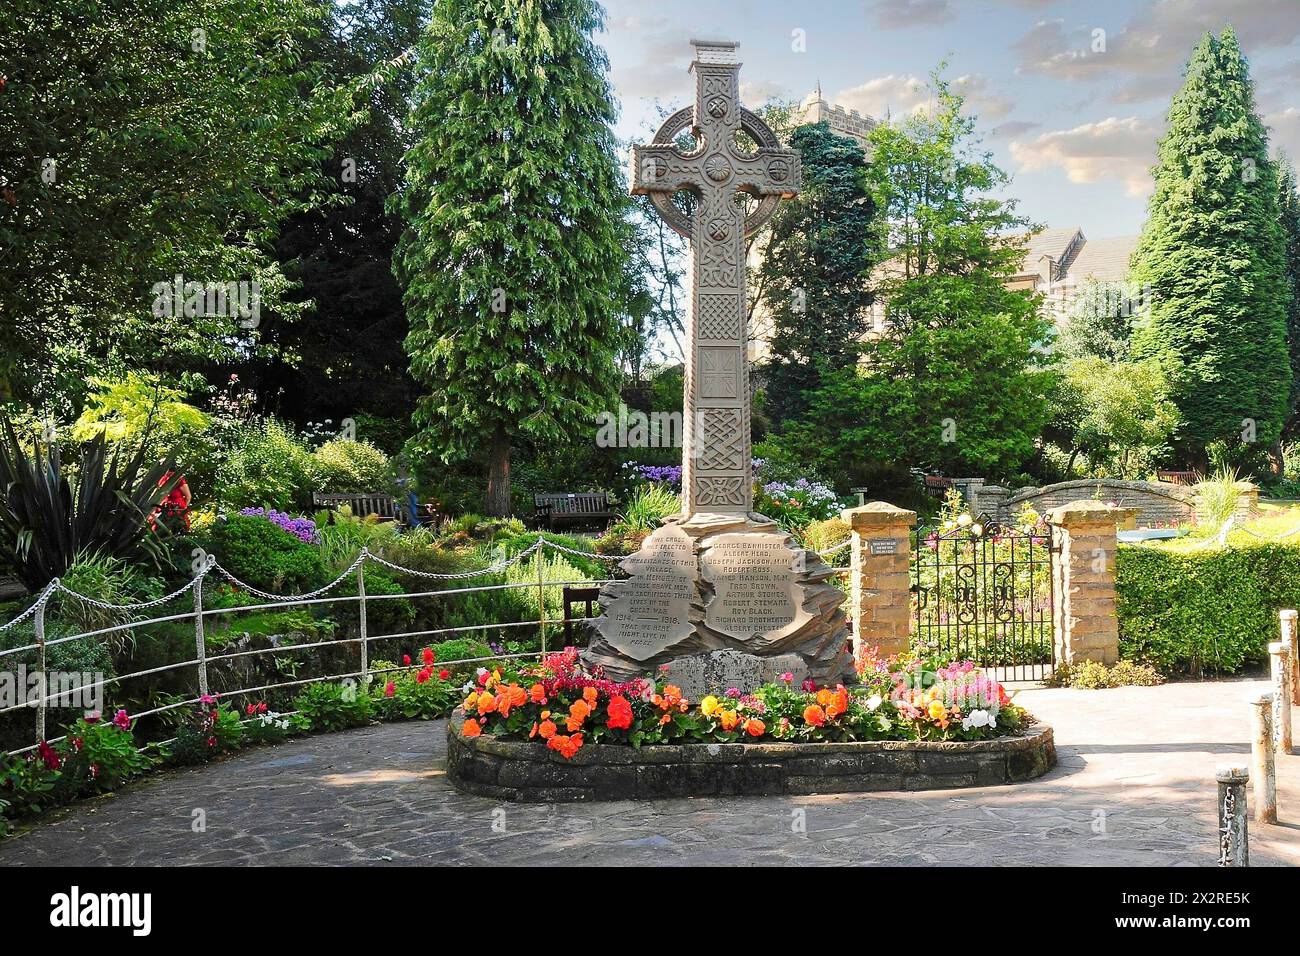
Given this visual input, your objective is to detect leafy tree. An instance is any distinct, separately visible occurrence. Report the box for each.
[1130,29,1291,463]
[1056,279,1138,363]
[0,0,353,409]
[1280,160,1300,433]
[393,0,627,516]
[243,0,427,427]
[1056,357,1180,478]
[775,73,1053,486]
[758,122,877,424]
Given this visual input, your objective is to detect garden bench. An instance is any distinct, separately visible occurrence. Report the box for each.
[532,492,614,531]
[1156,470,1198,486]
[312,492,402,521]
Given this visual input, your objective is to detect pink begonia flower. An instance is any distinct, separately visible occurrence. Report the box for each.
[112,709,130,730]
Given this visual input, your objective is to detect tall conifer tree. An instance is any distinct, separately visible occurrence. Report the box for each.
[1130,29,1290,461]
[393,0,626,515]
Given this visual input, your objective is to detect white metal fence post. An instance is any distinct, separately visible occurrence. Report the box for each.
[34,586,48,743]
[357,550,369,685]
[194,563,209,698]
[536,538,547,656]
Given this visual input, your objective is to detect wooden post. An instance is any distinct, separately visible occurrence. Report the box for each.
[1282,609,1299,706]
[1251,694,1277,824]
[1270,641,1293,755]
[1216,764,1250,867]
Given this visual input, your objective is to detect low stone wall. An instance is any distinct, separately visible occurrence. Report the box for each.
[446,714,1056,802]
[989,479,1196,527]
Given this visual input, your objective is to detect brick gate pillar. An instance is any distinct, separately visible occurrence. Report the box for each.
[1046,500,1137,665]
[842,502,916,660]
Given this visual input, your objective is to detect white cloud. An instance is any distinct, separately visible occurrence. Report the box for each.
[1010,116,1159,196]
[1267,108,1300,164]
[1014,1,1300,103]
[833,73,1014,122]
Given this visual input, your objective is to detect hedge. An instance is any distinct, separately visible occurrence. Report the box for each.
[1116,542,1300,676]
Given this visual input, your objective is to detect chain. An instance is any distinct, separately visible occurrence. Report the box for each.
[53,573,201,613]
[211,549,369,602]
[364,539,543,580]
[0,581,56,632]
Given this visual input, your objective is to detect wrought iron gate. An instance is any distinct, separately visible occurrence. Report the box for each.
[912,516,1056,681]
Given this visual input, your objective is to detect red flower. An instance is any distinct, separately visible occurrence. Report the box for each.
[416,667,432,684]
[606,695,633,731]
[422,647,435,665]
[384,681,396,698]
[439,669,450,680]
[402,654,411,666]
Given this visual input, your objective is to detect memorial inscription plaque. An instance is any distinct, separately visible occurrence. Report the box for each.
[700,533,812,642]
[596,524,697,661]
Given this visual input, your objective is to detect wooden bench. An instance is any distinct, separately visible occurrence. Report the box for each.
[1156,470,1198,486]
[533,492,615,531]
[562,585,601,643]
[313,492,402,521]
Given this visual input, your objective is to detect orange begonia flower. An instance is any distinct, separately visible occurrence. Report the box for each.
[463,694,478,712]
[606,695,633,731]
[719,710,740,732]
[744,718,765,738]
[582,686,599,705]
[507,684,527,708]
[476,691,497,714]
[803,704,827,727]
[529,683,547,704]
[462,719,482,738]
[815,688,835,708]
[538,719,558,739]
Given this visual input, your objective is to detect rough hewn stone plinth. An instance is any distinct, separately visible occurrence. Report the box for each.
[583,512,853,689]
[446,712,1056,802]
[843,502,917,658]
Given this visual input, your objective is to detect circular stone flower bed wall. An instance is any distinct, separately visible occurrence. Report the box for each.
[446,712,1056,802]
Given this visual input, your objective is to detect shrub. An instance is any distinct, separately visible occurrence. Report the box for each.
[1048,659,1163,689]
[799,517,851,566]
[215,419,320,511]
[755,478,842,530]
[209,513,326,594]
[1116,541,1300,675]
[165,699,245,766]
[291,682,374,732]
[313,439,391,494]
[618,483,680,531]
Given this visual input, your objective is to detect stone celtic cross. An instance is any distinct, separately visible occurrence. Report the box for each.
[630,40,801,515]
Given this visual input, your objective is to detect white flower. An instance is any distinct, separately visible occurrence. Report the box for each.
[966,709,990,728]
[866,694,883,711]
[956,514,972,528]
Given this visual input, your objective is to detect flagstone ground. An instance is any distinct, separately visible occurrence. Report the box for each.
[3,678,1298,866]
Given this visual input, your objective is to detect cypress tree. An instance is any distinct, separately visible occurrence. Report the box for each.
[758,122,876,424]
[393,0,626,515]
[1130,29,1291,461]
[1279,160,1300,432]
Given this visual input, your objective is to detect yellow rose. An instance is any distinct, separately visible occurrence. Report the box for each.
[927,700,947,721]
[700,695,721,718]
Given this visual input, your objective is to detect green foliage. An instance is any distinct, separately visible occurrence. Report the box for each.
[769,72,1052,488]
[71,374,210,445]
[291,682,374,732]
[1049,659,1163,689]
[1116,541,1300,675]
[209,514,326,593]
[1280,161,1300,430]
[165,701,245,766]
[1055,281,1137,363]
[373,665,461,721]
[799,517,852,566]
[1054,356,1180,478]
[313,440,391,494]
[759,122,878,423]
[1,0,355,407]
[1130,29,1292,458]
[617,484,680,532]
[0,417,181,589]
[214,419,320,511]
[1194,467,1244,529]
[315,511,401,573]
[58,719,157,794]
[393,0,627,515]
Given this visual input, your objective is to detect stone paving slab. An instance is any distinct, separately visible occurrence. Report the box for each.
[1,679,1296,866]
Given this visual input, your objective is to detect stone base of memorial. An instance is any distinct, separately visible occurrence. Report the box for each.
[446,713,1056,802]
[582,513,855,695]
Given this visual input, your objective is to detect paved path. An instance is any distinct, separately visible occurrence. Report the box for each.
[3,679,1298,866]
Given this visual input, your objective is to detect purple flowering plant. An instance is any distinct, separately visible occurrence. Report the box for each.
[238,507,320,544]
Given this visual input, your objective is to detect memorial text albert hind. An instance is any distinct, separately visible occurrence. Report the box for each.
[583,41,855,696]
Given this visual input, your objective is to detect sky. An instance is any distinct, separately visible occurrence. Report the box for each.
[597,0,1300,240]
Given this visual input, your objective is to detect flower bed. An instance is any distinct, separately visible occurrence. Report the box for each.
[447,647,1055,799]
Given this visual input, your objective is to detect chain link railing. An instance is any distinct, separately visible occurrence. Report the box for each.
[0,537,623,758]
